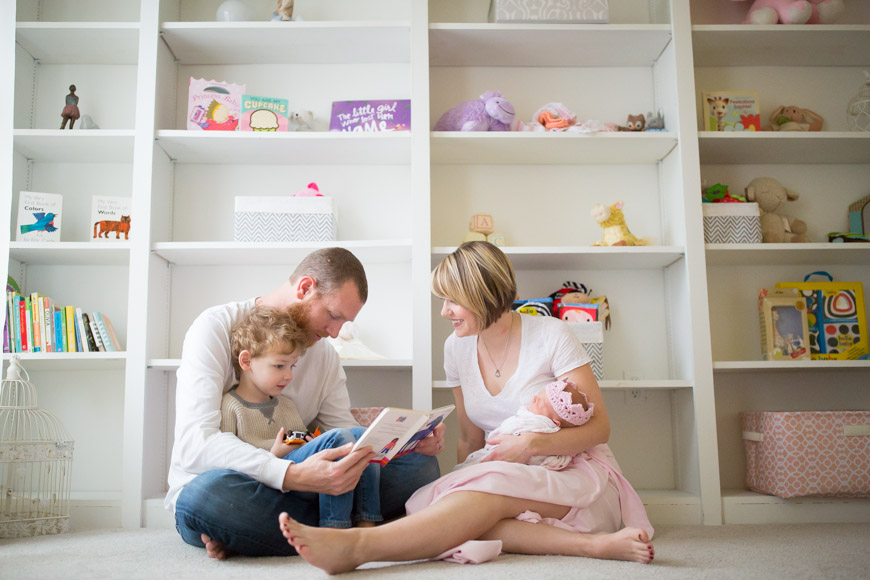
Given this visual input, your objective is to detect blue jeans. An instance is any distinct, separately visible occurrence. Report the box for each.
[175,438,440,556]
[284,427,381,528]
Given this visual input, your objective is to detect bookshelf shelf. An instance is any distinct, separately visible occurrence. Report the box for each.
[151,240,412,266]
[13,131,135,163]
[9,242,131,266]
[430,132,678,165]
[697,133,870,165]
[429,24,672,67]
[1,352,127,371]
[432,246,685,270]
[705,244,870,267]
[154,131,412,165]
[160,21,411,65]
[16,22,140,64]
[148,358,412,371]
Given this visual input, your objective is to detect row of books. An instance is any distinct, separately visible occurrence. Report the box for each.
[16,191,132,243]
[4,291,121,354]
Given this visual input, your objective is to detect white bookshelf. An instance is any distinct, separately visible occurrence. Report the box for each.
[692,0,870,525]
[2,0,868,531]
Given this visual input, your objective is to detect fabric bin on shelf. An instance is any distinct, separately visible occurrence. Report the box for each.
[741,410,870,499]
[567,321,604,380]
[490,0,609,23]
[234,196,336,242]
[702,202,762,243]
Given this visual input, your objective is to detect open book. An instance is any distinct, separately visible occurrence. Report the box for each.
[352,405,455,466]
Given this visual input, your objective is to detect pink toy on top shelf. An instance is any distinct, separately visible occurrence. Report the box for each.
[728,0,845,24]
[433,90,515,131]
[294,182,322,197]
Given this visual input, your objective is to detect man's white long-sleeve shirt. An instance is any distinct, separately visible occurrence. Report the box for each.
[165,298,357,511]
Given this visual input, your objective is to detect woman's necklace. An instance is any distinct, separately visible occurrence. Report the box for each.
[481,313,514,378]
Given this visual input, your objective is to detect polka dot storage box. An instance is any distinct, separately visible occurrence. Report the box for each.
[741,411,870,499]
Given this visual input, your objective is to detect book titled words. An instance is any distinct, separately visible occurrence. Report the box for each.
[329,99,411,132]
[91,196,132,242]
[17,191,62,242]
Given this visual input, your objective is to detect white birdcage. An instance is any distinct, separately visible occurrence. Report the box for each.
[0,357,74,538]
[846,70,870,132]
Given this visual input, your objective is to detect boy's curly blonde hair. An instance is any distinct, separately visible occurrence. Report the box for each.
[230,306,312,378]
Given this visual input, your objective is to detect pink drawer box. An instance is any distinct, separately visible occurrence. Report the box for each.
[741,411,870,499]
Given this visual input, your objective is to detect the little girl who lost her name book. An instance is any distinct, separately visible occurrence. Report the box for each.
[17,191,62,242]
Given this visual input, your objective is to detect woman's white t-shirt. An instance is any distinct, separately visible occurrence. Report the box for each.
[443,314,591,435]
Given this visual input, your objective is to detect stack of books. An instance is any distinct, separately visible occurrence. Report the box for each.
[4,290,121,354]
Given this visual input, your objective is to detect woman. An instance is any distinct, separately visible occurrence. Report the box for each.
[279,241,654,573]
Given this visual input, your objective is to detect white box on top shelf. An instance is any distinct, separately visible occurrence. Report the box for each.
[490,0,609,23]
[233,196,336,242]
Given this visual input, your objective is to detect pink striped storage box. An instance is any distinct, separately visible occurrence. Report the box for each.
[741,411,870,498]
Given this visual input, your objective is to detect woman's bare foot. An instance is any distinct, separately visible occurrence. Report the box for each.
[279,512,363,574]
[585,527,654,564]
[200,533,235,561]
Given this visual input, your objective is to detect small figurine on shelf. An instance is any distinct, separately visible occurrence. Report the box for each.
[60,85,80,130]
[271,0,295,21]
[288,110,314,131]
[618,113,645,131]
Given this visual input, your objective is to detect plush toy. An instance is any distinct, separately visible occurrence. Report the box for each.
[288,110,314,131]
[729,0,845,25]
[433,91,515,131]
[744,177,809,243]
[767,105,824,131]
[644,110,665,131]
[591,201,648,246]
[618,114,646,132]
[294,182,322,197]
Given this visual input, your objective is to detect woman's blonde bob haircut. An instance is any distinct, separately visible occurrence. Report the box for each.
[431,241,517,332]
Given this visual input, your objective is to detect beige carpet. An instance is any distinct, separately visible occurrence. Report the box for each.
[2,524,870,579]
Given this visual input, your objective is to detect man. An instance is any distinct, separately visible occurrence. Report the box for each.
[168,247,443,558]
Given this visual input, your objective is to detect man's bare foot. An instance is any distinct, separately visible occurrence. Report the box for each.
[355,520,376,528]
[200,533,235,561]
[279,512,362,574]
[585,527,654,564]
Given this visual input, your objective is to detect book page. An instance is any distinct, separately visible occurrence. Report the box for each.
[353,405,454,465]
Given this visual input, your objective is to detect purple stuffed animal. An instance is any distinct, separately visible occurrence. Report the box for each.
[433,90,515,131]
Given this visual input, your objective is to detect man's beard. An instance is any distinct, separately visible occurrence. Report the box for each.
[287,301,315,341]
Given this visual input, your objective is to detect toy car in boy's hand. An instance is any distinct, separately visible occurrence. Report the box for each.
[283,425,322,445]
[283,430,312,445]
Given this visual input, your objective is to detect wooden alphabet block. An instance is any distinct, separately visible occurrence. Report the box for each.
[469,214,494,234]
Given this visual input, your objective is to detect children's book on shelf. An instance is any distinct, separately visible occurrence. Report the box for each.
[91,196,132,242]
[16,191,62,242]
[92,312,118,352]
[702,91,761,132]
[329,99,411,132]
[240,94,289,131]
[352,405,454,466]
[187,77,245,131]
[85,312,104,352]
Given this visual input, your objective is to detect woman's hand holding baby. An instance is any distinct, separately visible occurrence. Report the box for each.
[480,431,539,464]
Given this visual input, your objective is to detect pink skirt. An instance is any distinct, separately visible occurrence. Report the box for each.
[406,444,654,539]
[62,105,80,119]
